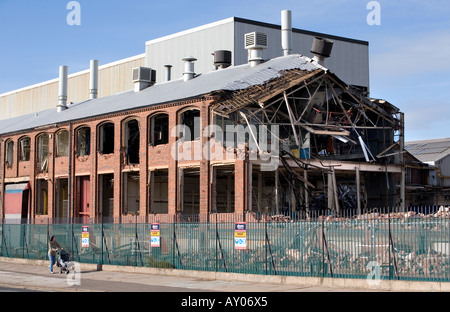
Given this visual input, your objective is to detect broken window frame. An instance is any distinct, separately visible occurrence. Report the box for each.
[19,136,31,162]
[76,126,91,157]
[149,113,169,146]
[5,139,14,168]
[36,133,49,173]
[36,179,49,215]
[123,171,140,216]
[123,119,140,165]
[56,130,69,157]
[148,169,169,214]
[179,109,201,142]
[98,122,115,155]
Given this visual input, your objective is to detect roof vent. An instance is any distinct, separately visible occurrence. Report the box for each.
[57,65,68,112]
[164,64,172,82]
[133,67,156,92]
[213,50,232,69]
[311,37,334,66]
[245,32,267,67]
[281,10,292,56]
[89,59,98,99]
[182,56,197,81]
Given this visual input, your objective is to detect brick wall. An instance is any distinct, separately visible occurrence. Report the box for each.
[0,95,247,223]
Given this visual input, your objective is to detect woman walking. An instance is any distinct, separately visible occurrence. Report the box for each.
[48,236,63,274]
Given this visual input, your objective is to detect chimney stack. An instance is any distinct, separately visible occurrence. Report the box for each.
[57,65,68,112]
[182,56,197,81]
[281,10,292,56]
[89,59,99,99]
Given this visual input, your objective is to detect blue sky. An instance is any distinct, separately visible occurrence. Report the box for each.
[0,0,449,142]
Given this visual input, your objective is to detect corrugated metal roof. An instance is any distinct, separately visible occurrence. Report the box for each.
[0,54,322,136]
[405,138,450,163]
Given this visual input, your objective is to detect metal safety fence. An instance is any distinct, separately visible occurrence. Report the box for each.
[1,207,449,282]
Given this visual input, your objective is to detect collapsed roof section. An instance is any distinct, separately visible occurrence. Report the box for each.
[210,55,402,165]
[0,53,402,167]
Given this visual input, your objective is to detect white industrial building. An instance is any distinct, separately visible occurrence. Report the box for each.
[0,11,369,120]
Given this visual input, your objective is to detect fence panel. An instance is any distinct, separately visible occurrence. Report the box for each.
[1,212,449,283]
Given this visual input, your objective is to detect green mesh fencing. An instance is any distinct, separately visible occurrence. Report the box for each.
[1,215,449,283]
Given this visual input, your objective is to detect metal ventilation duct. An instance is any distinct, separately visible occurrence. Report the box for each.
[132,67,156,92]
[89,59,99,99]
[182,56,197,81]
[245,32,267,67]
[311,37,334,66]
[213,50,232,69]
[164,64,172,82]
[57,65,68,112]
[281,10,292,56]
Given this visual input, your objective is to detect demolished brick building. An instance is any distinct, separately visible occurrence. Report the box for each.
[0,47,405,223]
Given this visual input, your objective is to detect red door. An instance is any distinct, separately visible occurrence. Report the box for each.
[79,176,90,223]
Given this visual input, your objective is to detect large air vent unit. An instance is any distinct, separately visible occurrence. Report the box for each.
[245,32,267,67]
[245,32,268,49]
[133,67,156,92]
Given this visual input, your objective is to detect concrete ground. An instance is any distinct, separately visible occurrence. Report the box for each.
[0,257,447,294]
[0,260,363,293]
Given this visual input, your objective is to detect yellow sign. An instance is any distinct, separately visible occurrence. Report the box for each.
[235,231,246,237]
[82,233,89,238]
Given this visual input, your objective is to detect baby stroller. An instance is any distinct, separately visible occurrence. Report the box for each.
[57,249,72,274]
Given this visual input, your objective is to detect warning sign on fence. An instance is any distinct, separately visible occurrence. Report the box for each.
[82,226,89,248]
[151,223,160,248]
[234,222,246,250]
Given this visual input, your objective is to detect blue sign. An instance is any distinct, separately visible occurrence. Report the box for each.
[235,222,246,231]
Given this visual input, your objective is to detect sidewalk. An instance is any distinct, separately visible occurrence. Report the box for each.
[0,257,447,292]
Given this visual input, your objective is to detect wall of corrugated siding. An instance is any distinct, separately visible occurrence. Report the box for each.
[145,18,369,88]
[145,20,235,84]
[0,55,145,120]
[233,20,370,89]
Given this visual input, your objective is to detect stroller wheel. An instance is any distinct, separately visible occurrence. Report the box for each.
[66,270,70,274]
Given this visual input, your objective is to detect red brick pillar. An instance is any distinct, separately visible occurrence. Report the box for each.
[139,117,148,220]
[234,158,247,214]
[167,111,178,216]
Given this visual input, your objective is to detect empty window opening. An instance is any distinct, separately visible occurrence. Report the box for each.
[19,137,31,162]
[99,123,115,154]
[56,130,69,157]
[180,110,200,141]
[149,114,169,146]
[5,140,14,167]
[124,120,140,164]
[76,176,91,222]
[123,172,140,215]
[36,179,49,215]
[37,134,49,173]
[149,169,168,214]
[99,173,114,221]
[77,127,91,156]
[213,166,235,213]
[55,178,69,220]
[214,114,236,146]
[179,168,200,215]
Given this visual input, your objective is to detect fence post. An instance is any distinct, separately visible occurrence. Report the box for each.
[101,221,103,266]
[264,215,267,275]
[215,213,218,273]
[388,209,391,280]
